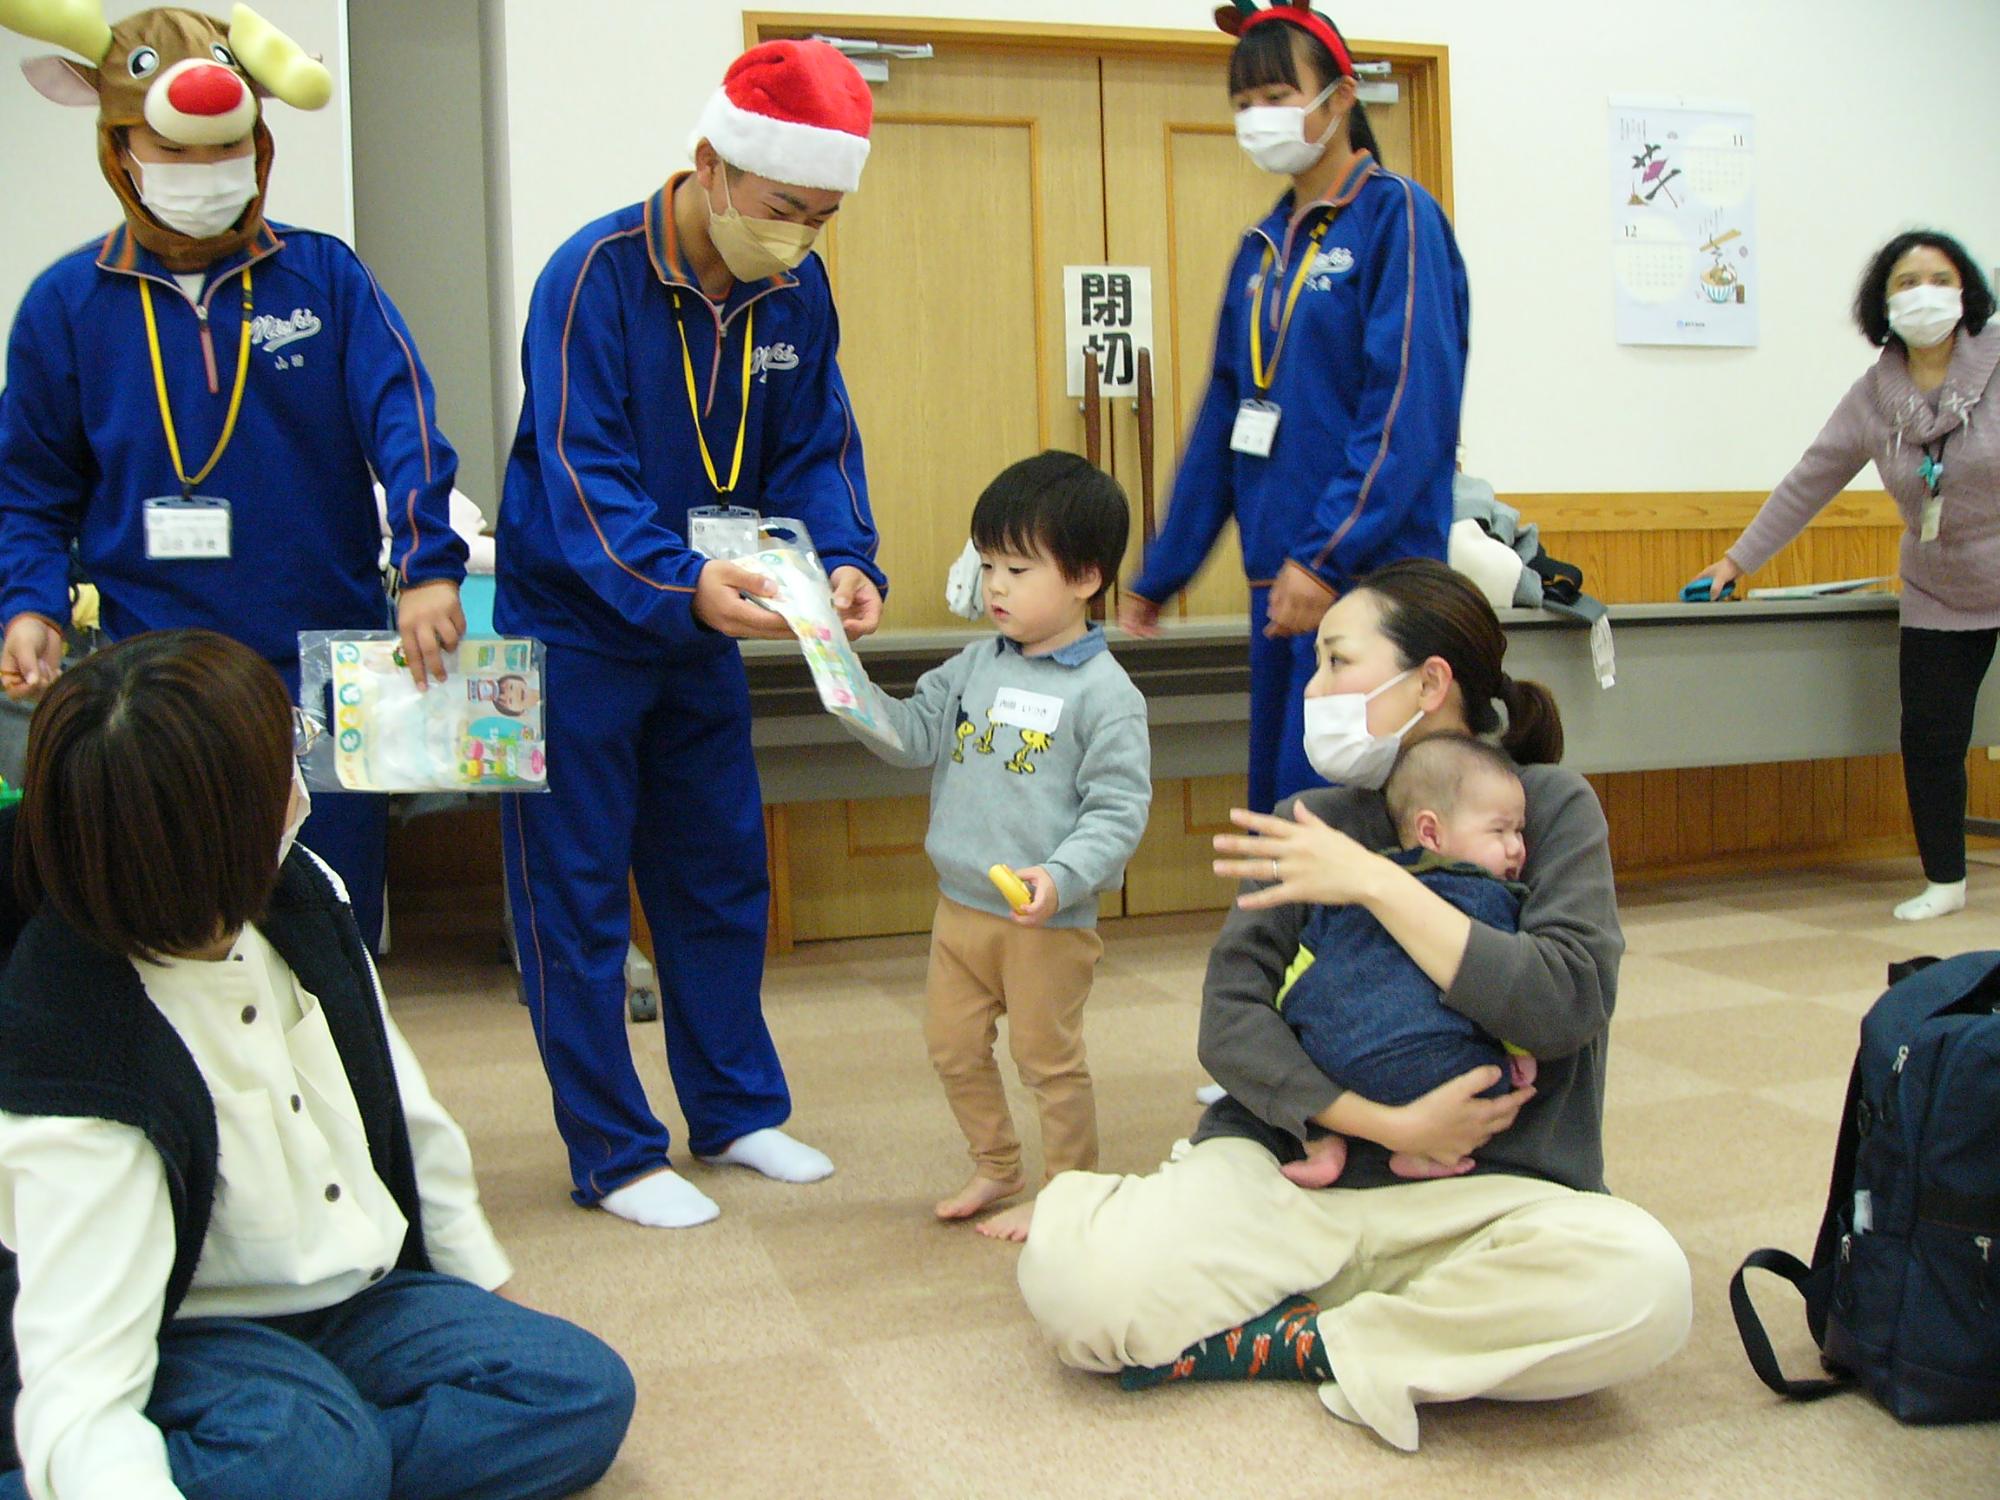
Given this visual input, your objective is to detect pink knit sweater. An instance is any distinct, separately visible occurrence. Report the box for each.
[1729,323,2000,630]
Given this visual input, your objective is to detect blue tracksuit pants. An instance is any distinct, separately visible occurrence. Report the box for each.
[501,641,790,1201]
[1246,585,1330,816]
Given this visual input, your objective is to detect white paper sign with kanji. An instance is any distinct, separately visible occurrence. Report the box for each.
[1064,266,1154,397]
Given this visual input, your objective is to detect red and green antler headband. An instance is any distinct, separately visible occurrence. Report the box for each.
[1213,0,1356,79]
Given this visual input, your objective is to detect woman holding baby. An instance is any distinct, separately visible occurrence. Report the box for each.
[1017,559,1692,1451]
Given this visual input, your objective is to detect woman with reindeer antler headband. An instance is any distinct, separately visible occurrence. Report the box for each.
[0,0,471,956]
[1118,1,1471,819]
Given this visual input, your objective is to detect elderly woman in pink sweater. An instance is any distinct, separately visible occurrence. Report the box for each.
[1696,230,1999,921]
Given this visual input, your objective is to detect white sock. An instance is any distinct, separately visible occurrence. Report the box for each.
[599,1170,718,1229]
[1894,880,1967,922]
[1194,1082,1226,1106]
[698,1127,834,1184]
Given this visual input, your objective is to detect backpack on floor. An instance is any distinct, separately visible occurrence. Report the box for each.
[1731,951,2000,1423]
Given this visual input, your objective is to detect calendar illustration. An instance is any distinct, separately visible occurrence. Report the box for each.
[1610,98,1757,347]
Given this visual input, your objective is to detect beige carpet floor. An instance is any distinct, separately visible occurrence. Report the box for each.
[386,856,2000,1499]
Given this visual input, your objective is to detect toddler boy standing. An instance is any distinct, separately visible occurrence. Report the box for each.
[848,452,1151,1239]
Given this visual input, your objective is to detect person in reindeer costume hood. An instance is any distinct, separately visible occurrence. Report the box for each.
[0,1,469,954]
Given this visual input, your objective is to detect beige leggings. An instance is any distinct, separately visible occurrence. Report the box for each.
[1017,1135,1692,1451]
[924,897,1103,1183]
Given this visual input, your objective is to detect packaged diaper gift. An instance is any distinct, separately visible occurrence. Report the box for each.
[689,511,902,754]
[297,632,549,792]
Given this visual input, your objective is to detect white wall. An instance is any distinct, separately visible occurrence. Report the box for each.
[0,0,353,343]
[485,0,2000,496]
[350,0,501,506]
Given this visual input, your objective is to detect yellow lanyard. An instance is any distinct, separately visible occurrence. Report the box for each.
[671,292,753,495]
[1249,217,1333,394]
[140,268,253,496]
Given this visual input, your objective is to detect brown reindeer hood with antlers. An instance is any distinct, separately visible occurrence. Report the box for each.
[4,2,333,269]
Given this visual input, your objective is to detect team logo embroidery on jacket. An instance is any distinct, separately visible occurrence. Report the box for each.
[1248,244,1355,298]
[1306,246,1355,290]
[251,308,323,369]
[752,342,801,382]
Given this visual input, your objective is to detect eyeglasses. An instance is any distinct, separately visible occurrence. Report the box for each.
[292,706,322,759]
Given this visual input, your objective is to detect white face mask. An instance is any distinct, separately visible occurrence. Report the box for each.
[1301,669,1423,789]
[1887,284,1963,351]
[278,757,311,866]
[132,154,258,240]
[1235,80,1342,176]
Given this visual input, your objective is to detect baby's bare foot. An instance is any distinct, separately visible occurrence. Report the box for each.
[975,1200,1036,1241]
[935,1173,1025,1222]
[1280,1134,1349,1188]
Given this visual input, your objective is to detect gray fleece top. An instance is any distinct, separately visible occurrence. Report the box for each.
[851,627,1151,929]
[1192,763,1623,1194]
[1728,323,2000,630]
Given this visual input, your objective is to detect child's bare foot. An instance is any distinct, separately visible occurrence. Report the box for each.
[1508,1054,1538,1089]
[975,1200,1035,1241]
[1280,1133,1348,1188]
[1389,1151,1476,1180]
[935,1173,1024,1222]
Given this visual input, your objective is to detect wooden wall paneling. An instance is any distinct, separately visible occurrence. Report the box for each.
[1710,762,1749,856]
[1675,766,1713,863]
[786,796,939,941]
[1811,759,1847,851]
[1779,761,1816,848]
[1125,773,1248,915]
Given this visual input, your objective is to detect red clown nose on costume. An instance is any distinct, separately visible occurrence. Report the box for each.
[691,39,873,194]
[165,61,245,116]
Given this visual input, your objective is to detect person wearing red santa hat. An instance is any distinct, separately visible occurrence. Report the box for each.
[494,39,887,1229]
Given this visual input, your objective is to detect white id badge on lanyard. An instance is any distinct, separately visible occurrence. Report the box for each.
[1231,400,1281,457]
[144,496,232,560]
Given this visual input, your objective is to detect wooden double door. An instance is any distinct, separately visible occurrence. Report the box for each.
[750,18,1446,941]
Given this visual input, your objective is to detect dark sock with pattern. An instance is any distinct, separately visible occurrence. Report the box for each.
[1120,1294,1334,1390]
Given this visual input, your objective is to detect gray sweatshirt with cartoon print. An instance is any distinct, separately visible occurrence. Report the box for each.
[848,627,1151,929]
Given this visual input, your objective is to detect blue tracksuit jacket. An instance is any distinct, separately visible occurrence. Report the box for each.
[1131,153,1469,602]
[494,178,883,657]
[0,220,464,666]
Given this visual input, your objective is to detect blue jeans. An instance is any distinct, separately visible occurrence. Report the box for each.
[0,1271,633,1500]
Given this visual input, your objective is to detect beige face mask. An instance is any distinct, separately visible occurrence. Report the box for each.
[707,167,817,280]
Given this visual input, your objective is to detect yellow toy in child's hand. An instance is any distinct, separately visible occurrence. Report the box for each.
[988,864,1033,912]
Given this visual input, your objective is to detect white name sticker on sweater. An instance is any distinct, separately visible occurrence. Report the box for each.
[989,687,1063,734]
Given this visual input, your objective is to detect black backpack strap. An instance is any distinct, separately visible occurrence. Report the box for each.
[1790,1054,1862,1343]
[1731,1249,1851,1400]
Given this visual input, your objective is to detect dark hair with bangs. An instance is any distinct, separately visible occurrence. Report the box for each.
[15,629,294,959]
[1851,229,1993,348]
[970,451,1130,602]
[1227,15,1383,165]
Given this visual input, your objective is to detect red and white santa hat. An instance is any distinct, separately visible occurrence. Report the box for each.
[690,40,874,194]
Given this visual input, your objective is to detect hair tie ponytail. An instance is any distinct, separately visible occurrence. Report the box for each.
[1497,673,1564,766]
